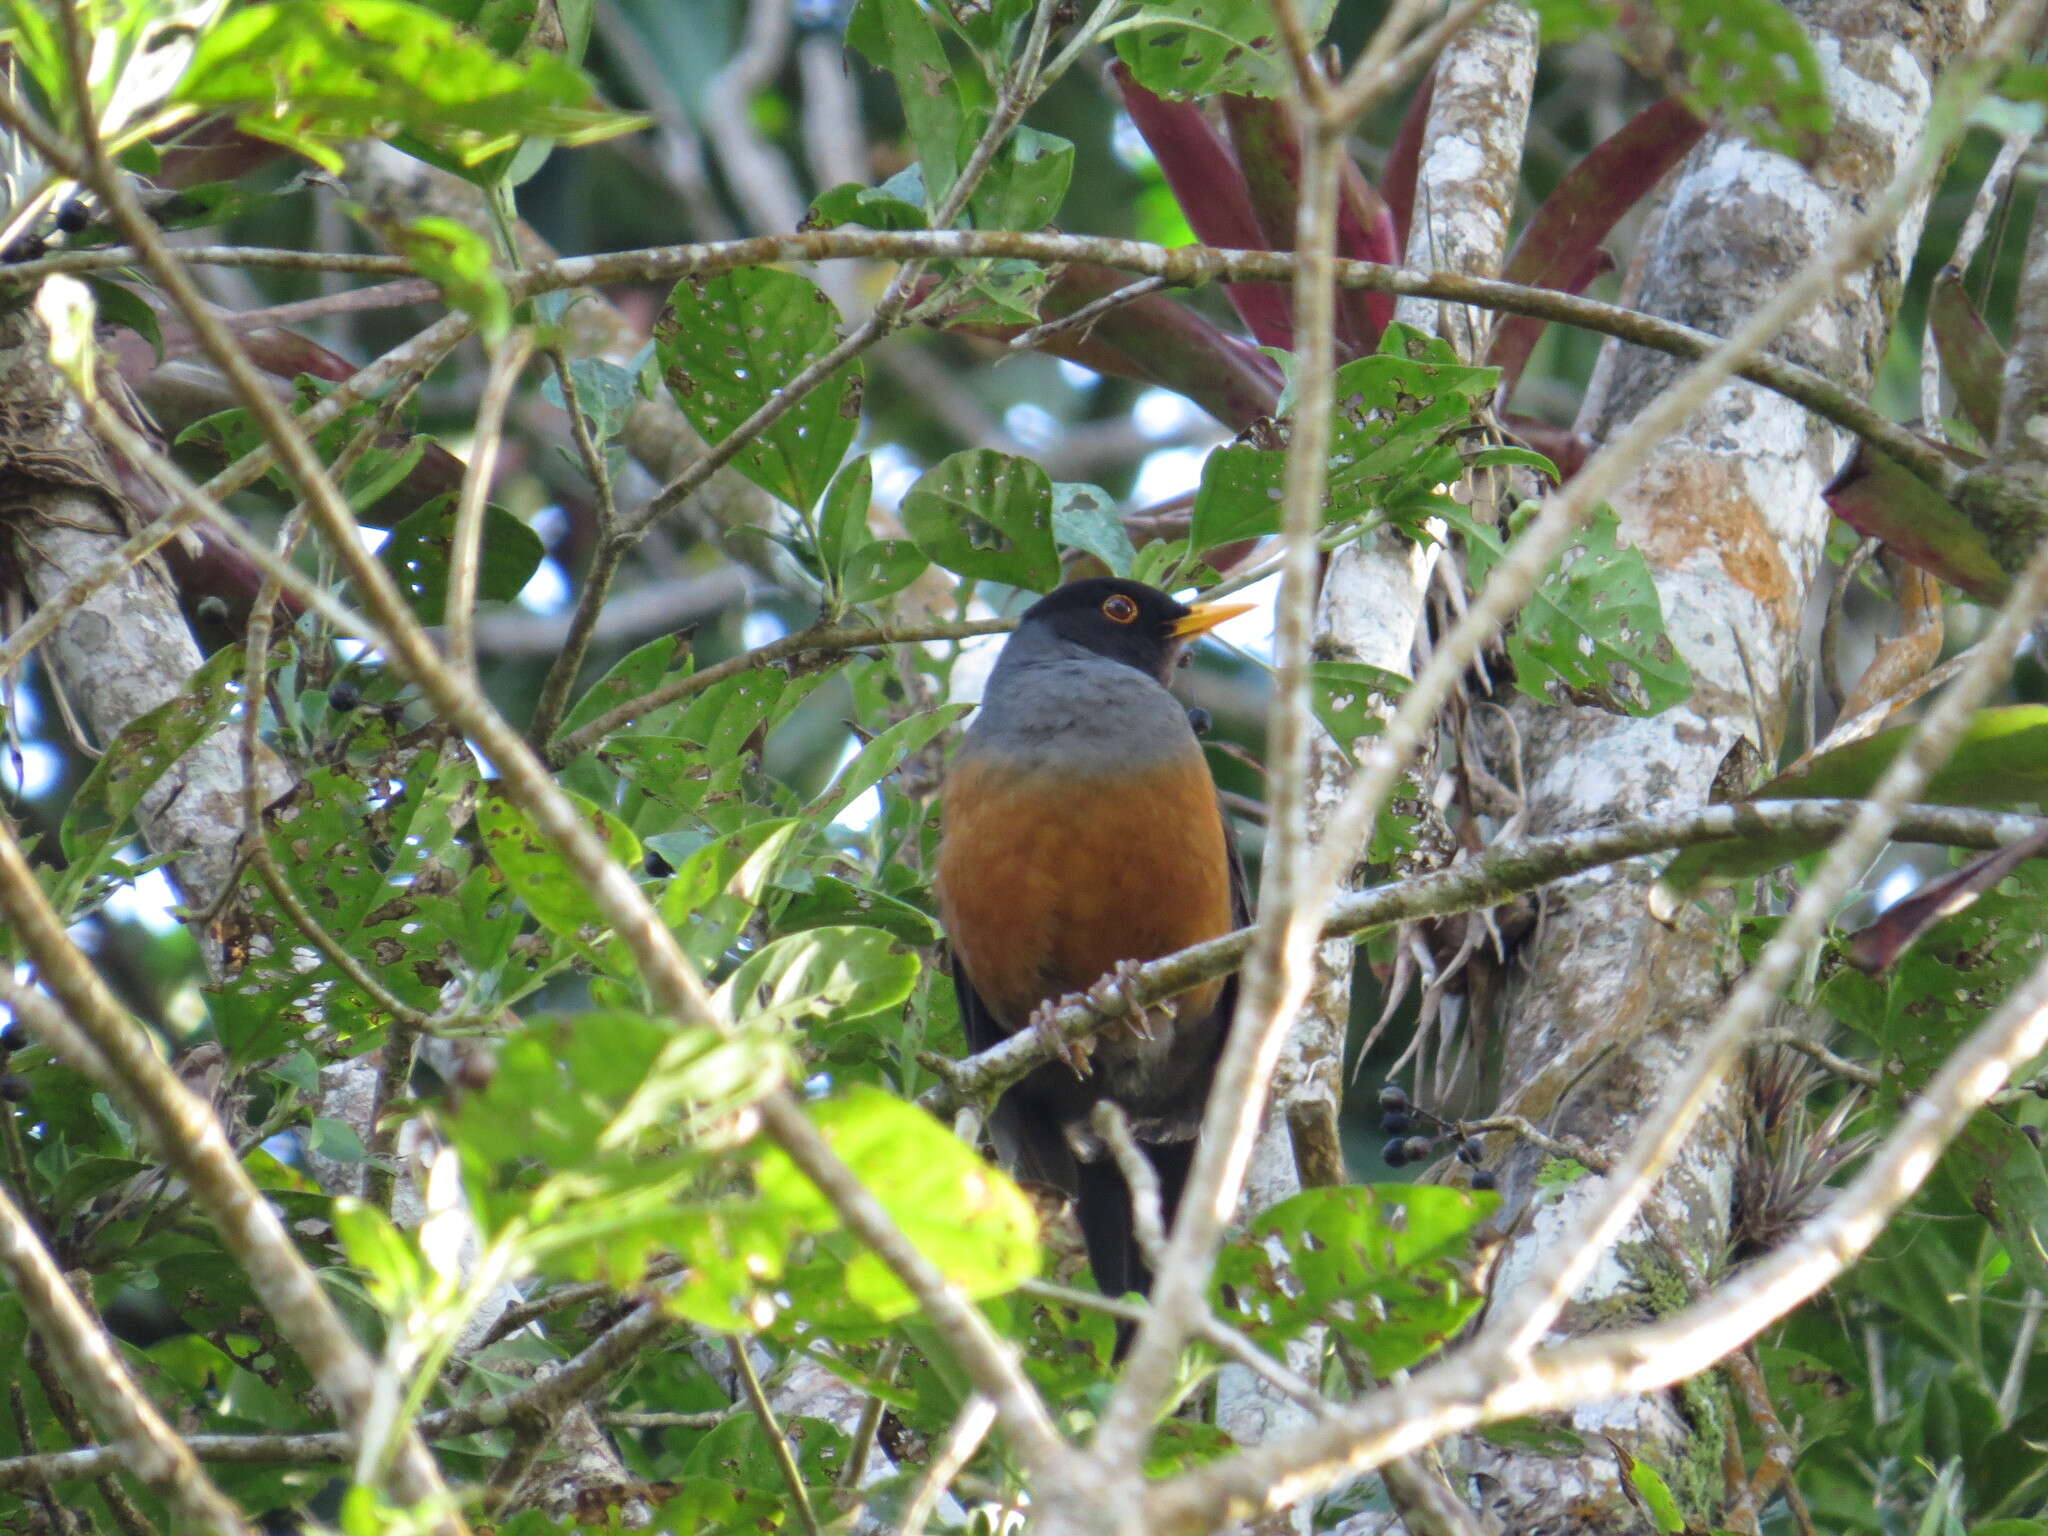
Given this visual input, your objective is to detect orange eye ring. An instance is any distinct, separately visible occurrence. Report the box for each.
[1101,594,1140,624]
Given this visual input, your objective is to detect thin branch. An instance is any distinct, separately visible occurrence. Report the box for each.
[728,1338,822,1536]
[23,1336,158,1536]
[1006,275,1169,352]
[1094,60,1350,1470]
[525,341,627,748]
[0,1179,246,1535]
[547,617,1011,766]
[3,229,1962,497]
[896,1396,996,1536]
[446,332,534,679]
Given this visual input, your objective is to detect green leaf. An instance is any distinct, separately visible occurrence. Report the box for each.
[1462,506,1692,716]
[1947,1113,2048,1297]
[656,267,863,514]
[816,455,875,583]
[384,215,509,341]
[332,1199,425,1311]
[1617,1449,1688,1533]
[540,356,639,441]
[809,705,969,821]
[841,540,928,605]
[1053,481,1138,576]
[1212,1184,1497,1373]
[968,125,1074,232]
[844,0,965,200]
[755,1087,1038,1323]
[558,633,688,741]
[375,494,544,616]
[778,876,940,946]
[476,785,641,971]
[310,1117,371,1164]
[1650,0,1830,160]
[1311,660,1408,764]
[901,449,1060,590]
[713,925,921,1031]
[175,0,648,179]
[808,169,930,231]
[1111,0,1338,99]
[1526,0,1622,44]
[56,644,251,913]
[1190,337,1501,557]
[656,819,804,969]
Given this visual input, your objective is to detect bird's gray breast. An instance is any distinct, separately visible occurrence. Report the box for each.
[960,655,1197,778]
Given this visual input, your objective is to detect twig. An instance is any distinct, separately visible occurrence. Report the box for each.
[447,333,534,679]
[24,1335,157,1536]
[1007,275,1169,352]
[1019,1279,1326,1415]
[1091,1103,1168,1271]
[1094,70,1352,1476]
[0,1178,244,1534]
[0,229,1969,496]
[1759,1030,1882,1090]
[547,617,1011,766]
[525,341,627,748]
[896,1396,996,1536]
[839,1340,904,1494]
[1456,1115,1608,1172]
[728,1338,822,1536]
[605,1409,737,1429]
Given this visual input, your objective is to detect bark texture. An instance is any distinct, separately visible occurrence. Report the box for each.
[1472,4,1984,1527]
[0,299,284,914]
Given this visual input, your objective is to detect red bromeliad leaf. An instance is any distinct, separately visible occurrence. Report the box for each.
[1927,267,2007,445]
[935,265,1283,430]
[1488,98,1707,396]
[1383,68,1435,248]
[1337,160,1400,345]
[1848,825,2048,975]
[1111,62,1293,350]
[1217,91,1395,354]
[1823,439,2010,604]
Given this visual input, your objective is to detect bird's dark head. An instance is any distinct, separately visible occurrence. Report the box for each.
[1004,578,1253,684]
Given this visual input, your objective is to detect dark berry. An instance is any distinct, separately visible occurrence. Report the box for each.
[0,1020,23,1053]
[644,849,675,878]
[1402,1136,1435,1164]
[1471,1169,1497,1192]
[1459,1137,1486,1165]
[1376,1084,1409,1113]
[1185,706,1212,737]
[1379,1110,1413,1136]
[0,1074,28,1102]
[3,234,46,264]
[1381,1136,1409,1168]
[328,680,361,712]
[55,198,90,234]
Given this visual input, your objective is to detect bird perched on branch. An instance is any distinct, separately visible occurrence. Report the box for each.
[936,577,1252,1304]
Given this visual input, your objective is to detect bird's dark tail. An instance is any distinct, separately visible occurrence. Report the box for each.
[1075,1139,1197,1356]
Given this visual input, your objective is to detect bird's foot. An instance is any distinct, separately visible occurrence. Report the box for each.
[1028,993,1095,1078]
[1089,959,1161,1039]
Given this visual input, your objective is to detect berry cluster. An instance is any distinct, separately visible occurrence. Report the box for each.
[1375,1084,1496,1191]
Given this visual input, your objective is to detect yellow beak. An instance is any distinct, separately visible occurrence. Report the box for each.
[1168,598,1257,639]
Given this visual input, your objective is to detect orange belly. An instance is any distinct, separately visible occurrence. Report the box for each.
[936,749,1233,1032]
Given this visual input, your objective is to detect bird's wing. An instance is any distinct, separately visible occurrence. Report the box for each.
[949,947,1079,1197]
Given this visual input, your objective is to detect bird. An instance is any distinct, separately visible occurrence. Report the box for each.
[935,577,1252,1306]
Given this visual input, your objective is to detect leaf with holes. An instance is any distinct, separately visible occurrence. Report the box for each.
[1110,0,1338,100]
[656,267,864,515]
[477,784,642,975]
[713,925,920,1032]
[375,494,544,618]
[901,449,1060,591]
[1054,482,1138,576]
[1463,506,1691,716]
[1212,1184,1496,1373]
